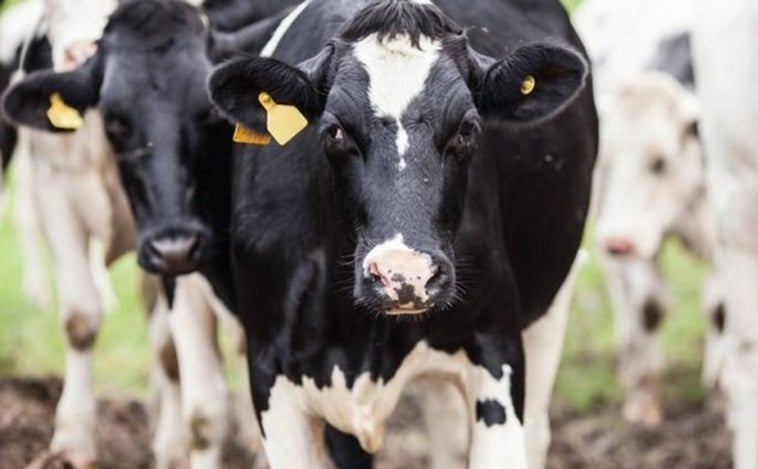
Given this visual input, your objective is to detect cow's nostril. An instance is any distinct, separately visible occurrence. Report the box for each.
[605,237,637,257]
[425,262,448,293]
[368,262,390,288]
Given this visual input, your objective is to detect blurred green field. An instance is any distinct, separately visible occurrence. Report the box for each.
[0,0,710,413]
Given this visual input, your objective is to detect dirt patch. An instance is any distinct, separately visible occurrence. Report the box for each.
[0,376,732,468]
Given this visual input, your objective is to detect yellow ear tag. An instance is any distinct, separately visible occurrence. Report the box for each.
[47,93,83,130]
[520,75,536,96]
[233,124,272,145]
[259,92,308,146]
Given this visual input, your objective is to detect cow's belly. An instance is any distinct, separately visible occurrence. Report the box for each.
[262,342,471,453]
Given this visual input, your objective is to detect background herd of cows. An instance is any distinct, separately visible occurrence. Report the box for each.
[0,0,747,467]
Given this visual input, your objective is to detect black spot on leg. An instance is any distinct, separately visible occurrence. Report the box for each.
[475,400,507,426]
[712,303,726,333]
[642,298,664,332]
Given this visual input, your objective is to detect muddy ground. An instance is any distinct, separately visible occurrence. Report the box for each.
[0,376,732,468]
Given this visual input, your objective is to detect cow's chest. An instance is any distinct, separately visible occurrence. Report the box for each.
[261,342,472,453]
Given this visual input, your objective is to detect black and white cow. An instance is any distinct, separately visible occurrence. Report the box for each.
[206,0,597,466]
[1,1,297,467]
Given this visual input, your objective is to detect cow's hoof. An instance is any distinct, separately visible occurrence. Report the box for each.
[622,396,662,426]
[28,450,96,469]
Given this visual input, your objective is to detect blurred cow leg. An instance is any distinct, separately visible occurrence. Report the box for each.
[603,255,668,426]
[12,131,50,310]
[717,250,758,469]
[145,274,189,468]
[701,272,727,391]
[522,251,582,469]
[169,274,229,469]
[415,376,468,469]
[31,136,102,465]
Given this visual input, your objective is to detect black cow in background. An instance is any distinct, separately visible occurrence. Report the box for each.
[207,0,597,467]
[0,0,298,466]
[205,0,301,32]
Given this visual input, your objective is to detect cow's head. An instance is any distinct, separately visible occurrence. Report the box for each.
[2,0,229,276]
[209,0,587,315]
[595,72,702,260]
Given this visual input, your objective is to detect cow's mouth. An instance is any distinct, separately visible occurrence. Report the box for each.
[384,304,431,316]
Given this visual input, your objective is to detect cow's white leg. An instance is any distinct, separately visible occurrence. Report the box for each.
[145,274,189,468]
[522,252,582,469]
[34,164,101,464]
[258,375,331,469]
[169,274,229,469]
[89,238,117,314]
[13,144,51,310]
[603,256,667,425]
[717,250,758,469]
[465,362,528,469]
[415,377,468,469]
[701,271,727,390]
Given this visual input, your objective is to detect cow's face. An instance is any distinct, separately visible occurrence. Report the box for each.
[3,0,226,276]
[596,73,702,260]
[209,1,587,315]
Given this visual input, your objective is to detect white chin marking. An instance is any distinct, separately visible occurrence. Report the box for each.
[386,308,428,316]
[353,33,441,171]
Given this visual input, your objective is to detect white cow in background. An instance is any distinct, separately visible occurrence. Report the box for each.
[574,0,726,426]
[693,0,758,466]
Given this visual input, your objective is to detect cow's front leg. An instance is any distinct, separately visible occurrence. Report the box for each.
[603,256,667,425]
[465,336,528,469]
[34,162,100,466]
[250,366,331,469]
[169,275,229,469]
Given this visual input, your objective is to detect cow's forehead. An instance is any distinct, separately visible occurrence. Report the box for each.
[347,33,444,170]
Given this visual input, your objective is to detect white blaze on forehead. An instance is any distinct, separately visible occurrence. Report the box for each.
[353,33,441,171]
[260,0,313,58]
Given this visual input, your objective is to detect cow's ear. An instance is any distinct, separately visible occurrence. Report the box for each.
[207,46,334,133]
[2,59,100,133]
[472,43,588,124]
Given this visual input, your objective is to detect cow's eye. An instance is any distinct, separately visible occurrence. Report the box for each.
[104,115,132,144]
[446,111,481,162]
[650,157,667,175]
[327,125,345,144]
[323,122,356,157]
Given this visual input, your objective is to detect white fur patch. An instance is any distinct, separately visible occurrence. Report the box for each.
[353,33,441,171]
[260,341,527,464]
[260,0,313,58]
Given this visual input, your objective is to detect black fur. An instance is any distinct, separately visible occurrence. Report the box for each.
[476,399,507,426]
[338,0,462,45]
